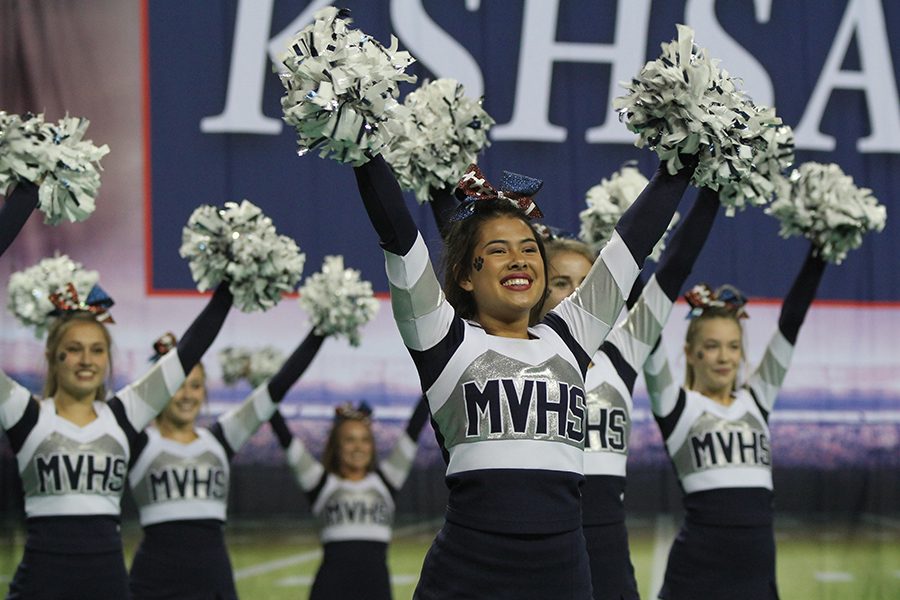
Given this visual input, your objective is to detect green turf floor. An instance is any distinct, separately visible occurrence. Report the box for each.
[1,515,898,599]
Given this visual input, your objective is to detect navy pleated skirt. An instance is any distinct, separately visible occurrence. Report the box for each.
[414,521,592,600]
[310,540,391,600]
[129,520,237,600]
[584,521,640,600]
[659,520,778,600]
[7,548,129,600]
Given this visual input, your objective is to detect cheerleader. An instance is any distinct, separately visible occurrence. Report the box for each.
[346,151,696,599]
[123,330,313,598]
[538,189,720,599]
[644,245,827,599]
[269,392,430,600]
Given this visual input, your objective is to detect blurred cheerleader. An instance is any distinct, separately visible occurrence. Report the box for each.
[644,245,827,599]
[1,182,232,600]
[539,188,720,599]
[126,330,325,599]
[269,396,430,600]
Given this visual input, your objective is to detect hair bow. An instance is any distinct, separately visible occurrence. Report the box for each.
[150,332,178,363]
[533,223,576,242]
[684,283,748,319]
[451,164,544,221]
[334,401,373,421]
[49,283,115,323]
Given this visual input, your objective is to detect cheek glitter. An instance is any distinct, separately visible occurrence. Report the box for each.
[473,256,484,271]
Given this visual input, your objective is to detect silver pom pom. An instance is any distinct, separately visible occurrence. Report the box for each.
[179,200,305,312]
[766,162,886,264]
[383,79,495,203]
[6,253,99,336]
[613,25,792,214]
[578,165,678,262]
[278,7,417,166]
[0,111,109,224]
[297,255,379,346]
[218,346,286,388]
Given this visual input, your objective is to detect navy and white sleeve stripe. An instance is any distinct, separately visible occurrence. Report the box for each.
[548,230,639,361]
[0,371,39,452]
[378,396,429,491]
[111,349,185,434]
[644,342,681,419]
[214,384,278,458]
[605,275,674,394]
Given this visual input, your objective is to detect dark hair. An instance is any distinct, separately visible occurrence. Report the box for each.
[43,312,113,401]
[441,199,549,325]
[683,306,745,390]
[322,416,376,476]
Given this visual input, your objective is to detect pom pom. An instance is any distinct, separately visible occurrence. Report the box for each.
[218,346,286,388]
[613,25,792,214]
[279,7,416,165]
[0,111,109,224]
[766,162,886,264]
[298,255,380,346]
[6,253,99,336]
[179,200,305,312]
[382,78,495,203]
[578,164,678,262]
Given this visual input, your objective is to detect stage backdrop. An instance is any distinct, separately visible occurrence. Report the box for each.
[1,0,898,501]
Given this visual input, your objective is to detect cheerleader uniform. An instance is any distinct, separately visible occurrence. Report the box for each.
[128,331,327,600]
[1,285,233,600]
[351,155,694,599]
[270,396,430,600]
[644,248,826,600]
[582,189,719,600]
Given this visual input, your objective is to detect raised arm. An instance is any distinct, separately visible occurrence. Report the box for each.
[747,244,827,416]
[270,410,326,497]
[604,188,721,393]
[378,395,430,491]
[112,284,233,432]
[353,155,456,355]
[0,370,39,454]
[0,181,40,258]
[548,161,698,363]
[211,331,326,458]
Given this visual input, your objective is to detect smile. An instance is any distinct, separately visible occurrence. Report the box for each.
[501,276,533,290]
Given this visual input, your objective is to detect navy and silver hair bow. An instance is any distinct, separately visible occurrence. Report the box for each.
[49,283,115,323]
[150,332,178,363]
[334,401,373,421]
[451,164,544,221]
[684,283,748,319]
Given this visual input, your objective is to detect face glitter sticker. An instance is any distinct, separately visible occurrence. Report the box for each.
[473,256,484,271]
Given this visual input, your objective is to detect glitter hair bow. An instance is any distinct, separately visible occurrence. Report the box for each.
[684,283,748,319]
[451,163,544,221]
[48,283,115,323]
[150,332,177,363]
[334,401,373,422]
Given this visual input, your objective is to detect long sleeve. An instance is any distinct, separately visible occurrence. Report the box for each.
[112,285,233,433]
[379,395,429,491]
[211,330,327,457]
[643,343,681,419]
[777,245,827,345]
[353,154,419,256]
[175,284,233,374]
[614,159,697,269]
[267,331,326,403]
[0,181,39,258]
[270,410,326,494]
[747,245,827,416]
[654,187,721,301]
